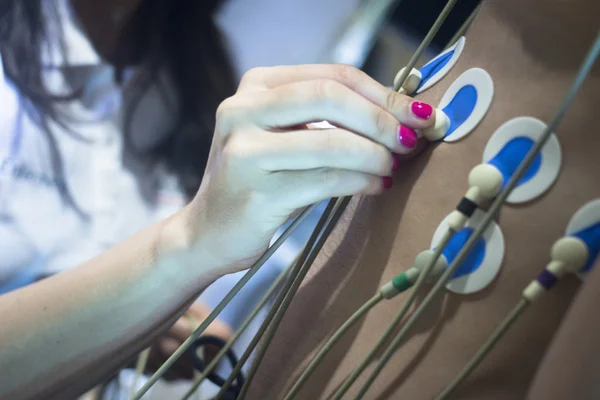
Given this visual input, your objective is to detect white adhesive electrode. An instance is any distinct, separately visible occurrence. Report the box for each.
[431,209,505,294]
[441,68,494,142]
[415,36,466,94]
[565,199,600,280]
[482,116,562,204]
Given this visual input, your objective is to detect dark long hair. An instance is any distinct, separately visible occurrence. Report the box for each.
[0,0,236,212]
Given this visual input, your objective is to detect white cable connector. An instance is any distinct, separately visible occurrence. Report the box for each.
[446,211,469,232]
[468,164,504,203]
[394,67,422,95]
[394,67,450,142]
[446,163,504,232]
[523,237,589,303]
[413,249,448,282]
[420,110,451,142]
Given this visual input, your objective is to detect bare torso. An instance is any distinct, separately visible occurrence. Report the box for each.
[250,1,600,399]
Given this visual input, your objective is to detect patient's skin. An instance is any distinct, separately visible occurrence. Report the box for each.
[248,1,600,399]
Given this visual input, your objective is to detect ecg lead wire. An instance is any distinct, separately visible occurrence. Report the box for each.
[222,198,352,399]
[436,236,590,400]
[129,348,150,400]
[285,250,446,400]
[436,299,529,400]
[444,2,481,50]
[328,1,472,395]
[332,163,502,400]
[180,259,293,400]
[130,204,319,400]
[284,293,384,400]
[393,0,458,93]
[214,198,344,399]
[336,14,504,400]
[332,165,503,399]
[329,231,455,400]
[352,31,600,400]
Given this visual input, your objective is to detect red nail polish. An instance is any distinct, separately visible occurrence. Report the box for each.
[398,126,418,149]
[392,154,399,171]
[382,176,393,189]
[411,101,433,120]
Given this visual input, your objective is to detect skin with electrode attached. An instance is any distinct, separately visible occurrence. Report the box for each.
[248,1,600,399]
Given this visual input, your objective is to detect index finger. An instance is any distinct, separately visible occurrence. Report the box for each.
[239,64,436,129]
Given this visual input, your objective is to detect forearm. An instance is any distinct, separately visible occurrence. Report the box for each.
[0,208,220,400]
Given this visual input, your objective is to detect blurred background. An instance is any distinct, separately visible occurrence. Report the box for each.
[216,0,481,82]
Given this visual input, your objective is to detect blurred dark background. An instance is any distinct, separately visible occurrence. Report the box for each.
[391,0,482,52]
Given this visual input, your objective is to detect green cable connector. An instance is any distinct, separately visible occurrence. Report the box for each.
[392,272,414,293]
[379,267,420,300]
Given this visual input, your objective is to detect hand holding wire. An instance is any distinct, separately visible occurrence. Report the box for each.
[170,64,436,277]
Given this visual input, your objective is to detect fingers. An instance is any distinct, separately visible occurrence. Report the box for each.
[186,303,233,341]
[168,318,193,343]
[153,338,194,380]
[238,64,436,129]
[158,337,182,358]
[224,79,419,154]
[166,311,233,346]
[270,168,389,210]
[255,128,395,176]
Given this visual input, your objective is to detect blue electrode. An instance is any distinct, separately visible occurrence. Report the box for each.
[440,227,487,279]
[487,137,542,188]
[571,221,600,273]
[441,85,478,138]
[416,50,455,92]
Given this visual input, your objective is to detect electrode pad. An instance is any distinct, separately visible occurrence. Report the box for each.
[482,116,562,204]
[438,68,494,143]
[416,37,466,94]
[431,209,505,294]
[565,199,600,280]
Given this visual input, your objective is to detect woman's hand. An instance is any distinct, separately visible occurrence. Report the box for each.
[168,64,437,275]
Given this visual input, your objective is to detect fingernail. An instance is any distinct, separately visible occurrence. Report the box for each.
[411,101,433,120]
[382,176,393,189]
[392,154,399,171]
[398,126,418,149]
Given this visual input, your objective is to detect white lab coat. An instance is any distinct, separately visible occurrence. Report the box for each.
[0,2,187,292]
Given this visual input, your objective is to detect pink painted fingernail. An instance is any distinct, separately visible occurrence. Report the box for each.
[382,176,393,189]
[398,126,418,149]
[411,101,433,120]
[392,154,399,171]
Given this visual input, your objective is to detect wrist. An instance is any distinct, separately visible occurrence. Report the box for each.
[156,205,222,288]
